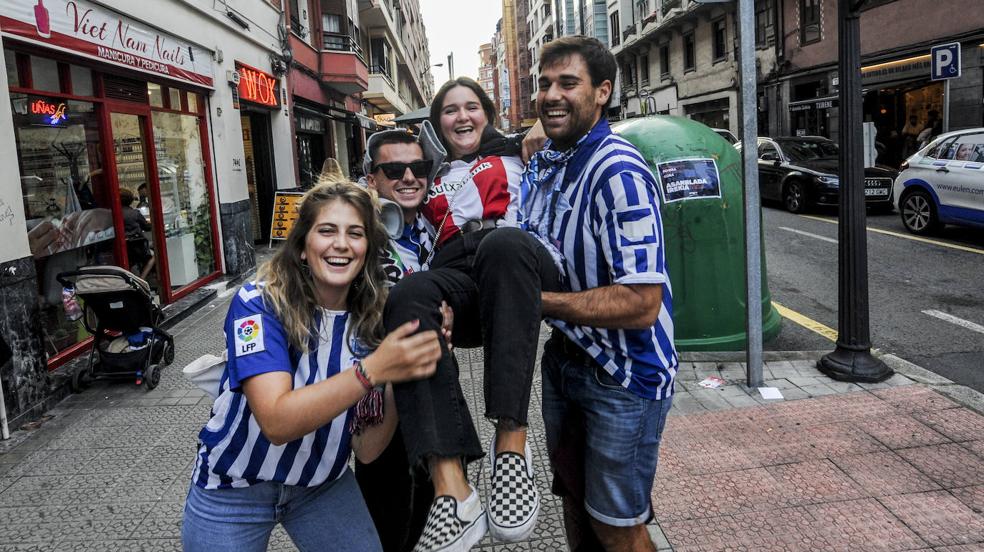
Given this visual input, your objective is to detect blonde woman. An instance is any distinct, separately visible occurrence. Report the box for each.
[182,181,441,552]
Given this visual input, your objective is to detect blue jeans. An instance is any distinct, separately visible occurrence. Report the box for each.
[182,469,382,552]
[541,337,674,527]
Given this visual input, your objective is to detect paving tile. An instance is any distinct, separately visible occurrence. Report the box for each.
[652,467,781,521]
[765,459,865,506]
[873,386,959,413]
[54,539,182,551]
[879,490,984,547]
[912,408,984,443]
[857,413,952,449]
[799,383,840,397]
[804,498,927,551]
[961,440,984,458]
[898,443,984,489]
[950,485,984,515]
[832,450,942,497]
[933,545,984,552]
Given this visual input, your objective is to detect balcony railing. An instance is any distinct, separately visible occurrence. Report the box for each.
[322,33,366,61]
[661,0,681,16]
[369,64,391,78]
[622,22,637,41]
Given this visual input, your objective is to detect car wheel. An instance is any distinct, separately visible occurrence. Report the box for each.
[783,180,808,213]
[900,189,940,235]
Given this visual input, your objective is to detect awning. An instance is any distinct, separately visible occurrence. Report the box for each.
[355,113,378,130]
[393,106,430,124]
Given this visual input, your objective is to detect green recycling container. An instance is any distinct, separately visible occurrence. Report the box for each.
[613,116,782,351]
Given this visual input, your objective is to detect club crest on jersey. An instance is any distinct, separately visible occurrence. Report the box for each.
[234,315,266,356]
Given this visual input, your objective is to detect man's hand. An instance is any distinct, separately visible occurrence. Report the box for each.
[522,120,547,163]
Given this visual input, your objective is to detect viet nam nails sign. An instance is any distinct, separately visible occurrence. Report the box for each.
[0,0,214,87]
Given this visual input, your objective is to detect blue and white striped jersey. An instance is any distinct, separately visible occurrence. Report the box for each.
[191,282,359,490]
[524,119,678,400]
[381,217,433,285]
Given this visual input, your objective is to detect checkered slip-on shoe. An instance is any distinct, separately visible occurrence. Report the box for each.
[487,438,540,542]
[413,486,487,552]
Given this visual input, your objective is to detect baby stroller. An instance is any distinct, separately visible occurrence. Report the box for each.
[57,266,175,391]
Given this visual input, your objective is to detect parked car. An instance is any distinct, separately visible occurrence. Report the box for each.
[893,128,984,235]
[712,128,738,145]
[735,137,898,214]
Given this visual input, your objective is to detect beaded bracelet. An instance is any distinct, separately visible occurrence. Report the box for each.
[353,360,374,391]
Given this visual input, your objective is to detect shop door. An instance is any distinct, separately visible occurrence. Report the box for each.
[241,112,276,242]
[109,112,161,294]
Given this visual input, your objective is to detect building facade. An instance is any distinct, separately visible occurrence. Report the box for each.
[0,0,435,425]
[0,0,298,422]
[479,42,497,107]
[762,0,984,168]
[612,0,753,134]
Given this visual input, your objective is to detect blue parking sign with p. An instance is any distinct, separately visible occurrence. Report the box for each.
[931,43,961,81]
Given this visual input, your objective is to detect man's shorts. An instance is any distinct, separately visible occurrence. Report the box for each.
[540,336,674,527]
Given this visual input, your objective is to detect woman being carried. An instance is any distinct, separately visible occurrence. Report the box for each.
[182,181,442,552]
[386,77,560,552]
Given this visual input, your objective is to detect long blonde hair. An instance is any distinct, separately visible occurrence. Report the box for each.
[257,180,388,352]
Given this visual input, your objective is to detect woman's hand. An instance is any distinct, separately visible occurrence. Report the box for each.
[362,320,441,385]
[522,119,547,163]
[439,301,454,352]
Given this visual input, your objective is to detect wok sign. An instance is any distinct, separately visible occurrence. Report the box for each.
[236,62,280,108]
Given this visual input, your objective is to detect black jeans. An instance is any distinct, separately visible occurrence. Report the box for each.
[385,227,561,467]
[355,427,433,552]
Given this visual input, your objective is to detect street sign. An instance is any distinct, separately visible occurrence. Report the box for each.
[931,42,961,81]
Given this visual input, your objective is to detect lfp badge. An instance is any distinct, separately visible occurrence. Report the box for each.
[234,316,265,356]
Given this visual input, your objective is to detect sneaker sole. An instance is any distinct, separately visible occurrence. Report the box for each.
[430,512,488,552]
[488,494,540,542]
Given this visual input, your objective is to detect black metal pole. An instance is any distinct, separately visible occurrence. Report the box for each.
[817,0,892,383]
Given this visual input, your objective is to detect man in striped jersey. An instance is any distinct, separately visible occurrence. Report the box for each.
[522,36,678,552]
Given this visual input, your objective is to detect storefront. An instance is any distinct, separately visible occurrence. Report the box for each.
[235,62,280,243]
[1,0,220,367]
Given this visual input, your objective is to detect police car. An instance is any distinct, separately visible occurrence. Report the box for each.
[893,128,984,235]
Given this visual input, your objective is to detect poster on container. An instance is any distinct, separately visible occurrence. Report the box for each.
[0,0,214,88]
[655,158,722,204]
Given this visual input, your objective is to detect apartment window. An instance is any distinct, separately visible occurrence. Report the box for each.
[622,62,635,87]
[288,0,301,31]
[636,0,649,22]
[322,13,341,33]
[800,0,821,44]
[640,55,650,86]
[683,32,695,73]
[610,11,620,47]
[712,18,727,62]
[659,44,670,78]
[755,0,775,46]
[370,38,392,78]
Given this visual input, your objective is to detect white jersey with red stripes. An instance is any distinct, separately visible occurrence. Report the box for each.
[421,155,524,245]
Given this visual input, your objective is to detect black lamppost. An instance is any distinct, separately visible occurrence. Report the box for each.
[817,0,893,383]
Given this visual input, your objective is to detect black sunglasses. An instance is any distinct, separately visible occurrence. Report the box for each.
[371,160,433,180]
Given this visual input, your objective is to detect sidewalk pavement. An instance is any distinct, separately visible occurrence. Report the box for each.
[0,288,982,551]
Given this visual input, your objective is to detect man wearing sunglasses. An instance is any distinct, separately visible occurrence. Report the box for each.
[356,128,440,552]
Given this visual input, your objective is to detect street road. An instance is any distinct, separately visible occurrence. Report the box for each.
[762,204,984,393]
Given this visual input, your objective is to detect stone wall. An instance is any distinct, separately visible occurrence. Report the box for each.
[219,199,256,278]
[0,257,50,424]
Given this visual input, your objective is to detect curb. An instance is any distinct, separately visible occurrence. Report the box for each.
[879,353,984,415]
